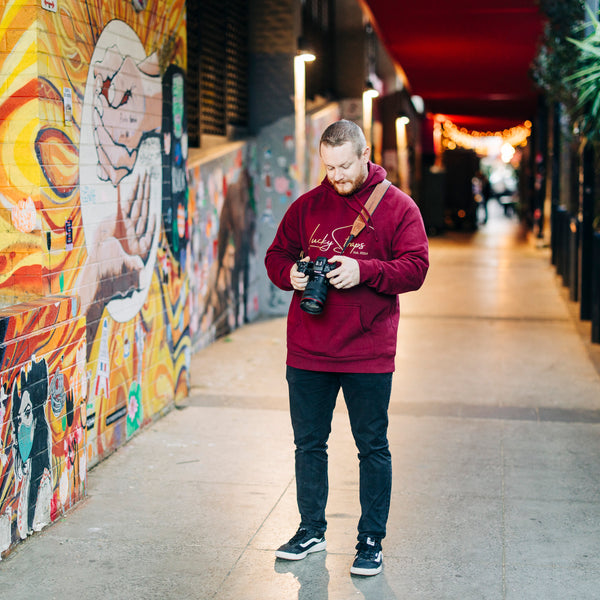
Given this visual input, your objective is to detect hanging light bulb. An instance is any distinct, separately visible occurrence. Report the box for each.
[501,143,515,163]
[362,80,379,150]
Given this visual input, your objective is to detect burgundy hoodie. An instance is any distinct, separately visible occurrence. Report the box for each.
[265,162,429,373]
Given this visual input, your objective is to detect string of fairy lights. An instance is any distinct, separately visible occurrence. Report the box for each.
[437,118,532,159]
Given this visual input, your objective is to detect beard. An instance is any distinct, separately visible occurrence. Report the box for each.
[329,170,368,197]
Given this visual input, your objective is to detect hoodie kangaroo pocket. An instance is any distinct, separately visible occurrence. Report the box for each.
[289,302,372,360]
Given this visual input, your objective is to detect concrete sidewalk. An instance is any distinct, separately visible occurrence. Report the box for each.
[1,205,600,599]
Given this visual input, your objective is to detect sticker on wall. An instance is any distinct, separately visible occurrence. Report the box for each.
[105,405,127,427]
[162,66,188,260]
[126,381,143,437]
[76,345,87,400]
[65,219,73,250]
[63,87,72,125]
[93,319,110,399]
[261,197,276,226]
[177,202,186,238]
[274,176,290,196]
[263,162,272,191]
[12,358,52,537]
[50,369,66,417]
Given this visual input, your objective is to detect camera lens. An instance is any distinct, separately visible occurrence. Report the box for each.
[300,276,329,314]
[300,297,324,314]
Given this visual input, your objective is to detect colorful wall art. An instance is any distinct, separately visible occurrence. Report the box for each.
[0,0,192,557]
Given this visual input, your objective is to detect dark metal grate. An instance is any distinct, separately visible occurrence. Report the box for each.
[186,1,201,147]
[225,0,248,127]
[200,1,227,136]
[186,0,248,143]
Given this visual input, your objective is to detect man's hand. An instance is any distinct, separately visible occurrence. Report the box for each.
[326,255,360,289]
[290,257,310,291]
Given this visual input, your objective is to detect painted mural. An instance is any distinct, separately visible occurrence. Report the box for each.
[0,0,267,557]
[74,13,191,463]
[187,148,259,351]
[0,297,86,557]
[0,0,192,556]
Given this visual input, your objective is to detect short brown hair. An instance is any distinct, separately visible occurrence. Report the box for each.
[319,119,366,157]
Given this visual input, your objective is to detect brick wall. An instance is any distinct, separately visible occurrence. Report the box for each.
[0,0,190,557]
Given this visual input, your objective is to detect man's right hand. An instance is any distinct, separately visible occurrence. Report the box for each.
[290,257,310,291]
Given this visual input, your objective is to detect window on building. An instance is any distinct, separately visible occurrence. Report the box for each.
[186,0,248,147]
[301,0,334,102]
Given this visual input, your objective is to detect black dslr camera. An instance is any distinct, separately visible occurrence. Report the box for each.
[296,256,337,314]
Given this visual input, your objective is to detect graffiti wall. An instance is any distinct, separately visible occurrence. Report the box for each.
[0,0,191,556]
[186,146,260,351]
[0,297,86,557]
[79,13,191,463]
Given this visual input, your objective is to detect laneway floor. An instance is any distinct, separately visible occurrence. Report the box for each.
[1,204,600,599]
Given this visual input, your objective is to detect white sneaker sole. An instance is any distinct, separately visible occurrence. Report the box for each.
[275,539,327,560]
[350,563,383,576]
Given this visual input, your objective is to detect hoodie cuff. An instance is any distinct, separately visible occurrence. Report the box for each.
[358,259,376,284]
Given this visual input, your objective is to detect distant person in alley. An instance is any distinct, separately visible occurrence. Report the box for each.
[265,119,429,576]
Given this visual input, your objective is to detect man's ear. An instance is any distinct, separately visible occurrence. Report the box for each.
[362,146,371,163]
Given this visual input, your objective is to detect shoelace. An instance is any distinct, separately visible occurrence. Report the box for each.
[355,541,381,560]
[290,528,318,544]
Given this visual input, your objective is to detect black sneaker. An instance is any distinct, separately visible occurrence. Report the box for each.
[350,537,383,576]
[275,527,326,560]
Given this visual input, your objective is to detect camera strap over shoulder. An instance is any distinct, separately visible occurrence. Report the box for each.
[341,179,392,253]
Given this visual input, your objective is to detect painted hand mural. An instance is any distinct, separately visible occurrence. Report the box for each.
[92,46,161,186]
[79,21,163,326]
[77,170,156,334]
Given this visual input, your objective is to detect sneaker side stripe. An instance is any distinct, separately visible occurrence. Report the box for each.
[299,537,322,548]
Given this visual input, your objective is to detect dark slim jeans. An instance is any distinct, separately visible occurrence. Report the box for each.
[286,366,393,542]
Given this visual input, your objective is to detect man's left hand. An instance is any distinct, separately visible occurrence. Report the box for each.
[327,255,360,289]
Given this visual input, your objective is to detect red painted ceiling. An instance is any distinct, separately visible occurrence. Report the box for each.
[360,0,546,131]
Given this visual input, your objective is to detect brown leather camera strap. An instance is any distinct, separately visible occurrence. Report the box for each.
[342,179,391,253]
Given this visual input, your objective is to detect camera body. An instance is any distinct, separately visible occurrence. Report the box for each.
[296,256,336,314]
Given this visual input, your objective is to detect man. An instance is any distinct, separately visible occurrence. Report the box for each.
[265,119,429,576]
